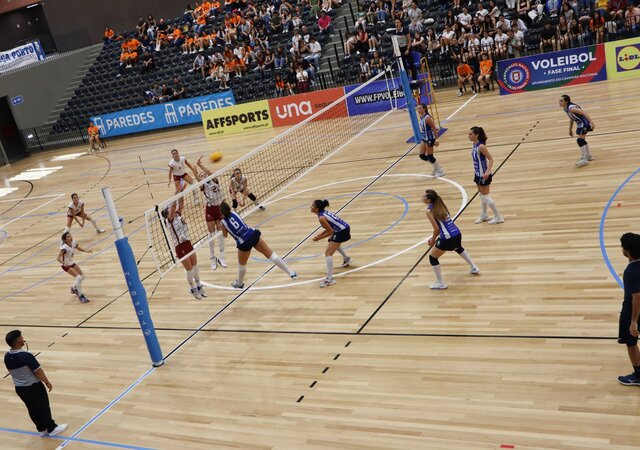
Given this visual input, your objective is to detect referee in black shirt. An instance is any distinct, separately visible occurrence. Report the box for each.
[4,330,67,437]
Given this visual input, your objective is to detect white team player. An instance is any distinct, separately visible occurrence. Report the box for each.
[196,156,227,270]
[64,193,105,233]
[229,168,265,211]
[167,149,200,205]
[57,231,93,303]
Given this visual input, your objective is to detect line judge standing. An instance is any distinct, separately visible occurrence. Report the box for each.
[4,330,67,437]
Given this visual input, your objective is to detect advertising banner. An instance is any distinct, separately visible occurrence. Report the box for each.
[268,88,346,127]
[497,44,607,94]
[202,99,272,137]
[605,37,640,81]
[91,92,235,137]
[0,41,45,74]
[344,78,406,116]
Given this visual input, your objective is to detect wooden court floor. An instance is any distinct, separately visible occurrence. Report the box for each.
[0,77,639,449]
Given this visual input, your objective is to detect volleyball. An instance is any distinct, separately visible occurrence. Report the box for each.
[210,151,223,162]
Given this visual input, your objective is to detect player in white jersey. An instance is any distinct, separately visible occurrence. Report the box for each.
[161,186,206,300]
[469,126,503,225]
[416,103,445,177]
[229,168,265,211]
[57,231,93,303]
[311,199,352,288]
[167,148,199,192]
[558,94,596,167]
[64,193,105,234]
[196,156,227,270]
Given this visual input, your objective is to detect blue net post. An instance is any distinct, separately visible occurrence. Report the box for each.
[102,188,164,367]
[399,69,421,144]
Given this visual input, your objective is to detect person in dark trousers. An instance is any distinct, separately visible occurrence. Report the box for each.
[4,330,67,437]
[618,233,640,386]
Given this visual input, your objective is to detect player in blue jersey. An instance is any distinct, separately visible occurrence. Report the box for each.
[423,189,479,290]
[220,201,297,289]
[469,126,504,225]
[311,199,353,288]
[417,103,445,178]
[559,95,595,167]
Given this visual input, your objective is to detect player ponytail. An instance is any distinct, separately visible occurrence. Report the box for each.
[61,231,71,242]
[220,201,232,218]
[425,189,450,222]
[470,126,488,143]
[313,199,329,211]
[561,94,571,104]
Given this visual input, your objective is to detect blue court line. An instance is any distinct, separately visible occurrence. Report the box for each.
[55,367,157,450]
[0,426,156,450]
[251,192,409,262]
[599,167,640,289]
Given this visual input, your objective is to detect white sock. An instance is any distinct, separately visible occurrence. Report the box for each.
[192,264,200,284]
[208,233,216,259]
[580,145,588,159]
[89,218,99,231]
[479,194,488,217]
[585,143,592,157]
[432,264,443,283]
[337,247,348,259]
[484,195,501,218]
[75,275,84,296]
[269,252,292,275]
[458,250,475,268]
[186,269,195,288]
[325,256,334,280]
[238,264,247,283]
[433,161,443,171]
[218,233,225,253]
[63,227,69,233]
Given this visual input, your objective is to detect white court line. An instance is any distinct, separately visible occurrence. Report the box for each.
[440,94,478,127]
[0,193,65,204]
[0,194,64,229]
[201,174,468,291]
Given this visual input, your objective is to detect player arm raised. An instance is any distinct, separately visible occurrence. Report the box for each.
[184,158,198,176]
[196,156,213,176]
[479,144,494,179]
[313,216,334,241]
[425,209,440,246]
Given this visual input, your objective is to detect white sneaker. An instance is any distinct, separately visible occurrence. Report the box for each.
[290,271,298,280]
[469,266,480,275]
[210,258,218,270]
[38,431,48,437]
[434,169,445,178]
[575,159,588,167]
[487,216,504,225]
[49,424,68,437]
[319,277,336,288]
[341,257,353,268]
[429,280,448,290]
[231,280,244,289]
[457,91,463,97]
[190,287,202,299]
[197,285,207,298]
[97,228,105,233]
[474,215,489,224]
[586,154,594,161]
[217,255,227,268]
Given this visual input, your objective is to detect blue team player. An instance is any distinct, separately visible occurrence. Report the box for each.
[422,189,479,290]
[417,103,445,178]
[559,94,596,167]
[220,201,297,289]
[311,199,353,288]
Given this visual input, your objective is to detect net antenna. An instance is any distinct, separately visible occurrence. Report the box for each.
[145,68,401,277]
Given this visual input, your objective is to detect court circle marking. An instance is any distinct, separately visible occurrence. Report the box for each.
[201,173,467,291]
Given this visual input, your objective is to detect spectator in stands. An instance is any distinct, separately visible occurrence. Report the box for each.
[344,31,357,57]
[517,0,533,25]
[182,33,196,54]
[595,0,609,16]
[104,26,115,43]
[480,31,494,57]
[318,11,335,36]
[458,8,473,30]
[370,50,384,76]
[140,50,154,74]
[477,54,493,90]
[151,82,163,102]
[493,28,508,58]
[355,27,370,54]
[609,0,627,19]
[487,0,500,26]
[456,61,476,96]
[540,22,558,52]
[189,53,206,74]
[557,16,571,48]
[407,2,423,23]
[87,122,102,151]
[466,33,482,60]
[136,16,149,37]
[625,3,640,33]
[562,2,576,21]
[546,0,560,16]
[274,46,288,69]
[506,0,517,10]
[170,27,186,48]
[450,39,464,63]
[285,65,297,94]
[172,78,187,99]
[440,25,455,53]
[425,28,440,54]
[296,65,310,92]
[410,32,427,53]
[495,15,511,33]
[590,11,606,43]
[376,0,390,23]
[358,56,371,82]
[275,73,286,96]
[271,11,283,33]
[305,36,322,69]
[264,48,275,71]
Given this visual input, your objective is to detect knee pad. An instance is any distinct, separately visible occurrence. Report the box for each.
[419,154,430,161]
[426,154,436,163]
[232,199,238,209]
[577,138,587,147]
[454,247,465,255]
[429,255,440,266]
[247,193,257,202]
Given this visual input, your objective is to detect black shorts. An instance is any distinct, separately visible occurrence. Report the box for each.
[422,138,436,147]
[237,229,261,252]
[618,304,640,346]
[329,228,351,243]
[474,173,493,186]
[576,125,592,136]
[435,233,462,251]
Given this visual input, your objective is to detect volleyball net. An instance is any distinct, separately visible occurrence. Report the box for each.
[145,65,406,277]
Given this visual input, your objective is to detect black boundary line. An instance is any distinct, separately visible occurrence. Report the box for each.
[0,180,34,217]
